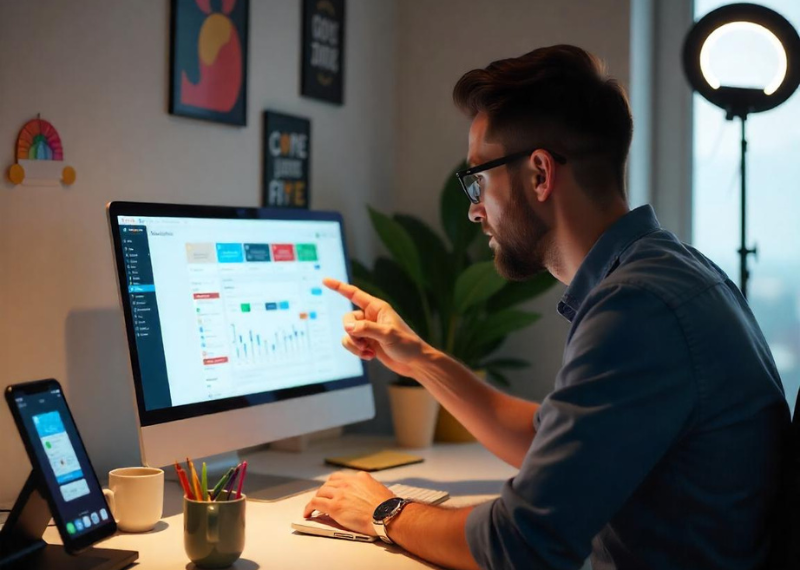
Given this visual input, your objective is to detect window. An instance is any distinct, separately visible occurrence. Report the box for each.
[692,0,800,411]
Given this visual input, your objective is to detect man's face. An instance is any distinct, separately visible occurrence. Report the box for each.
[466,113,552,281]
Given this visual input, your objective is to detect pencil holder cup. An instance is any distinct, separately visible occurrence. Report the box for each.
[184,494,246,568]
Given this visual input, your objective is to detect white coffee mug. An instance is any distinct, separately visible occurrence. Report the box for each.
[103,467,164,532]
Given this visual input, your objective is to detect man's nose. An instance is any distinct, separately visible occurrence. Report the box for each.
[468,202,484,223]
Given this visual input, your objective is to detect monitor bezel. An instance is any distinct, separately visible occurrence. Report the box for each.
[107,201,369,428]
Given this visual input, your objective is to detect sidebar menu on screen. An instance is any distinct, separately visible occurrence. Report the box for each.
[120,225,172,411]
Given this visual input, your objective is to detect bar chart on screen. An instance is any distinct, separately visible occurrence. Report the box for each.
[220,275,328,365]
[227,305,324,366]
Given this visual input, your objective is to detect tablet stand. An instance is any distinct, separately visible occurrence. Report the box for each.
[0,472,137,570]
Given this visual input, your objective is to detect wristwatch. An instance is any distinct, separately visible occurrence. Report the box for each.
[372,497,412,544]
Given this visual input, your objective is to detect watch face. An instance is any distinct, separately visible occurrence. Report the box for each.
[373,497,404,520]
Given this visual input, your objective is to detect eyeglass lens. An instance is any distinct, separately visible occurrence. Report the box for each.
[463,174,481,203]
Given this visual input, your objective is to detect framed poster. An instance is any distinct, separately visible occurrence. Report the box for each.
[169,0,248,125]
[301,0,345,105]
[263,111,310,209]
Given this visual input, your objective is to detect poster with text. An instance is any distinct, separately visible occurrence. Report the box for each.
[301,0,345,105]
[170,0,248,125]
[263,111,310,209]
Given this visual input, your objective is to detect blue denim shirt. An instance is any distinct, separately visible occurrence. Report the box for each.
[466,205,789,570]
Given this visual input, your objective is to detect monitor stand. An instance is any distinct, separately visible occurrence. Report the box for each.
[0,472,138,570]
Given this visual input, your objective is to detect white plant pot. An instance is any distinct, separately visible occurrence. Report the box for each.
[387,384,439,448]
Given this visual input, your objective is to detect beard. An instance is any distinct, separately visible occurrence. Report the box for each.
[488,169,552,281]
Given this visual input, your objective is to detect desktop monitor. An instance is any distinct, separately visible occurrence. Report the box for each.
[106,201,374,473]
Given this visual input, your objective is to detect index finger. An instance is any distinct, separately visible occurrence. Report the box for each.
[323,277,380,311]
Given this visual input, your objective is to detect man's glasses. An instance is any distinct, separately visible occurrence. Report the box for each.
[455,149,567,204]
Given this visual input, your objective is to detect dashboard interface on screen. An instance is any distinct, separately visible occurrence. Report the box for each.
[114,213,364,420]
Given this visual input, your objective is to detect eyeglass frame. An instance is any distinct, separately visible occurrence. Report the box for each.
[455,148,567,204]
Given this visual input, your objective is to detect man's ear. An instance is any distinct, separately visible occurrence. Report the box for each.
[529,150,557,202]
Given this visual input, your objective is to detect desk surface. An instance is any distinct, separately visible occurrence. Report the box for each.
[45,436,516,570]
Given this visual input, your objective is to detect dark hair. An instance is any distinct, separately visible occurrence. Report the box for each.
[453,45,632,201]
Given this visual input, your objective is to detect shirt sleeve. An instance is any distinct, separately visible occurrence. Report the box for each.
[466,283,696,570]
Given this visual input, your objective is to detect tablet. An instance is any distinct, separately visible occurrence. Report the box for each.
[5,379,117,553]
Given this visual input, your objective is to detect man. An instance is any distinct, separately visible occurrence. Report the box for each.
[304,45,789,570]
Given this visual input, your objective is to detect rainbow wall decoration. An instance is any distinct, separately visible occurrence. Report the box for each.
[7,117,76,186]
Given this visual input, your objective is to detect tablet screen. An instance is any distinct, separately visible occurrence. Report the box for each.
[7,380,115,549]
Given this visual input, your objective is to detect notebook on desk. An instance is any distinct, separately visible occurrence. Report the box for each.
[291,483,450,542]
[323,450,424,472]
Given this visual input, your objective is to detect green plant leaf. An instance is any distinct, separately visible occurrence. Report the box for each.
[350,259,402,312]
[350,259,372,282]
[456,336,505,367]
[393,214,454,314]
[440,161,481,268]
[470,233,494,262]
[453,261,507,313]
[352,276,396,308]
[453,317,505,364]
[371,257,429,340]
[486,272,558,312]
[468,310,542,354]
[368,206,426,288]
[479,357,531,370]
[485,368,510,387]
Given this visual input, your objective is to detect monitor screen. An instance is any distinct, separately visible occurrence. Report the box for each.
[108,203,367,428]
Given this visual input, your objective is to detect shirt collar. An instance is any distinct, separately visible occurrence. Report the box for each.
[557,205,661,321]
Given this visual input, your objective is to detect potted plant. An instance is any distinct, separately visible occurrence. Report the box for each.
[352,162,556,446]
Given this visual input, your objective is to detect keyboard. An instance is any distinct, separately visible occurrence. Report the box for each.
[387,483,449,505]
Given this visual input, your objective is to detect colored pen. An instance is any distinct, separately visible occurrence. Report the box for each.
[223,465,241,501]
[235,461,247,499]
[173,461,185,492]
[180,470,195,500]
[201,462,208,501]
[174,461,193,499]
[182,458,197,500]
[210,467,235,501]
[225,466,240,500]
[187,457,202,501]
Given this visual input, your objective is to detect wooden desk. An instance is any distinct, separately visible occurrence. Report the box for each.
[44,436,517,569]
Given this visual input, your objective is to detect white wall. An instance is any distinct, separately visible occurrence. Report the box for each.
[0,0,397,506]
[392,0,631,404]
